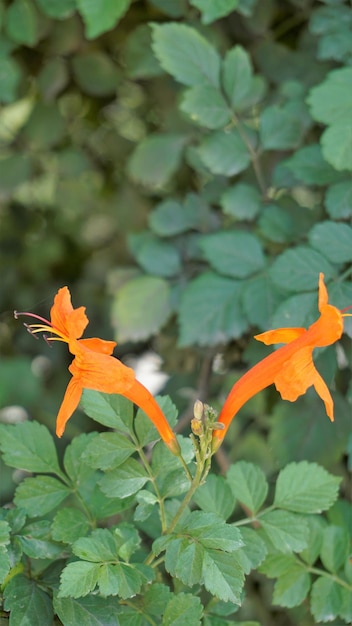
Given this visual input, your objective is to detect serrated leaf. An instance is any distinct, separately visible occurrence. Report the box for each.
[193,474,235,520]
[0,520,10,545]
[308,220,352,263]
[222,45,265,111]
[81,390,134,432]
[310,577,342,622]
[152,23,220,87]
[99,458,149,498]
[76,0,131,39]
[149,198,200,236]
[83,432,135,470]
[59,561,100,598]
[271,292,316,330]
[73,528,118,562]
[54,595,121,626]
[112,275,172,343]
[226,461,268,514]
[163,593,203,626]
[299,516,326,566]
[51,508,91,544]
[127,133,186,190]
[4,574,53,625]
[0,421,61,474]
[269,246,334,291]
[200,231,265,278]
[202,549,245,603]
[123,24,163,79]
[183,511,243,552]
[285,144,343,185]
[181,84,231,129]
[97,562,152,598]
[14,476,70,517]
[220,183,261,220]
[5,0,39,46]
[0,548,10,586]
[274,462,341,513]
[307,67,352,125]
[325,180,352,219]
[189,0,239,25]
[63,433,100,484]
[235,527,267,574]
[197,128,251,176]
[320,525,349,573]
[179,271,248,346]
[260,105,302,150]
[129,232,181,277]
[322,121,352,171]
[272,563,311,608]
[259,511,309,553]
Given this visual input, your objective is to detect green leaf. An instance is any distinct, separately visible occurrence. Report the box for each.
[163,593,203,626]
[51,508,91,544]
[59,561,100,598]
[260,105,302,150]
[325,180,352,219]
[321,121,352,171]
[226,461,268,514]
[307,67,352,125]
[320,525,349,573]
[152,23,221,87]
[258,204,294,243]
[0,546,10,584]
[273,563,311,608]
[193,474,235,520]
[5,0,39,46]
[310,577,342,622]
[200,231,265,278]
[0,520,10,545]
[181,84,231,129]
[14,475,70,517]
[129,232,181,277]
[202,549,244,603]
[0,154,32,193]
[123,24,163,79]
[112,275,172,342]
[269,246,334,291]
[259,511,309,553]
[99,458,149,498]
[81,390,134,432]
[127,133,186,190]
[149,197,201,236]
[34,0,76,18]
[235,527,267,574]
[0,421,61,474]
[308,220,352,263]
[284,144,343,185]
[241,274,284,330]
[96,562,153,598]
[222,45,265,111]
[271,292,316,329]
[189,0,239,24]
[24,102,66,149]
[134,395,179,448]
[38,57,69,101]
[17,521,63,559]
[274,462,341,514]
[83,432,135,470]
[299,516,326,566]
[220,183,261,220]
[197,128,251,176]
[4,575,53,625]
[54,595,121,626]
[0,57,22,103]
[72,52,119,96]
[76,0,131,39]
[179,271,248,346]
[73,528,119,562]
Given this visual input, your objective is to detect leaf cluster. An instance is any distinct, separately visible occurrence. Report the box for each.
[0,398,351,625]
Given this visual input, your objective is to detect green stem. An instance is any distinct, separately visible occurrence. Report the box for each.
[165,460,204,535]
[231,113,268,199]
[305,564,352,592]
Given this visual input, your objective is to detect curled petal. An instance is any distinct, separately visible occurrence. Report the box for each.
[56,377,83,437]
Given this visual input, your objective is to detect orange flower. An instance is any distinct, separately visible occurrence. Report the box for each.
[212,273,346,451]
[15,287,180,455]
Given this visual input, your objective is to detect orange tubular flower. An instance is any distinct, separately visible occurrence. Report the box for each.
[15,287,180,455]
[212,273,347,452]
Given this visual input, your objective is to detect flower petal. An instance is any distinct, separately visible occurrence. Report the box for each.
[79,337,116,355]
[51,287,88,339]
[255,328,306,345]
[56,376,83,437]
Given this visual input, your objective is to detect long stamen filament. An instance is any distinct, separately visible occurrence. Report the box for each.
[14,311,52,324]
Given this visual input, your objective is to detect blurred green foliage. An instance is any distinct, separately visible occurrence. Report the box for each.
[0,1,351,621]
